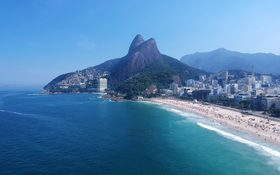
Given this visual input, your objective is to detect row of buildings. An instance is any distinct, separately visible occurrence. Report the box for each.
[165,71,280,115]
[56,77,108,93]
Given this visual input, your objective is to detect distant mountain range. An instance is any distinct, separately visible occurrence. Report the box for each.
[44,35,206,95]
[180,48,280,75]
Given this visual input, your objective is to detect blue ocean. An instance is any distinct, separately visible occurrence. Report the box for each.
[0,91,280,175]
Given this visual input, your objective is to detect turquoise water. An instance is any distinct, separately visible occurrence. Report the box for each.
[0,91,279,174]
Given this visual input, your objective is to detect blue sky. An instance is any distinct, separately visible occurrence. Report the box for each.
[1,0,280,88]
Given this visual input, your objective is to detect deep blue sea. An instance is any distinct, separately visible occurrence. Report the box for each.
[0,91,280,175]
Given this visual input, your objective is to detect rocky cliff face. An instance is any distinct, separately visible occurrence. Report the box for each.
[128,34,145,52]
[108,36,162,84]
[44,34,206,93]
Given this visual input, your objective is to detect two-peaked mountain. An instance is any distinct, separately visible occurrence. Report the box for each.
[180,48,280,74]
[44,35,206,96]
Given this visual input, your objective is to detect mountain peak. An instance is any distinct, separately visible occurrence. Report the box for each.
[181,48,280,74]
[129,34,145,52]
[214,48,229,52]
[129,37,161,60]
[109,36,161,83]
[44,34,205,94]
[136,38,157,50]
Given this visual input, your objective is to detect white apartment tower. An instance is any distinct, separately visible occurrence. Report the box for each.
[97,78,107,92]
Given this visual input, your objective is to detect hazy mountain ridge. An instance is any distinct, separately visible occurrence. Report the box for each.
[180,48,280,74]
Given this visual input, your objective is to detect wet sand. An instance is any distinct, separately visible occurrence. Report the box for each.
[147,98,280,146]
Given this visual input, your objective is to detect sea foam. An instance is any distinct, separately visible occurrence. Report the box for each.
[0,109,29,116]
[27,93,44,96]
[197,122,280,171]
[157,104,198,118]
[148,101,280,171]
[144,101,280,159]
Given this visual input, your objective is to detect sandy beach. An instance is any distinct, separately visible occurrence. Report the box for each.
[147,97,280,146]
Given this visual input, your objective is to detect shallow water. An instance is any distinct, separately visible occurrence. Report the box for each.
[0,91,279,174]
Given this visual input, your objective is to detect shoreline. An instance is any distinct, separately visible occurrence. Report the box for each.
[145,97,280,147]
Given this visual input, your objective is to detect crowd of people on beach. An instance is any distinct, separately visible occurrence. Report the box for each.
[150,98,280,145]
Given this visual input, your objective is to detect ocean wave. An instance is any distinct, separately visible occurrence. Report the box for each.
[0,109,30,116]
[0,109,61,123]
[142,100,203,119]
[142,101,221,127]
[27,93,47,96]
[145,100,280,169]
[197,122,280,171]
[138,101,157,106]
[159,105,206,121]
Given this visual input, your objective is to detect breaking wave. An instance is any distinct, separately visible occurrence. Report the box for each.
[0,109,30,116]
[197,122,280,171]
